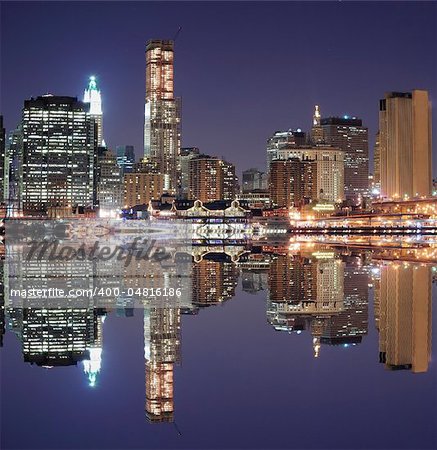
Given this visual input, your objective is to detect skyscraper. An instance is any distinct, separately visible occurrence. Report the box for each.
[242,168,268,193]
[267,129,306,169]
[378,90,432,199]
[116,145,135,175]
[83,76,104,146]
[95,148,123,214]
[4,125,23,215]
[310,105,324,144]
[179,147,200,198]
[144,40,181,192]
[21,95,96,215]
[0,116,5,203]
[320,116,369,204]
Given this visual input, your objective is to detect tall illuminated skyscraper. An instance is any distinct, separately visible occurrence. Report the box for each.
[378,90,432,199]
[0,115,5,203]
[83,76,104,146]
[144,40,181,192]
[21,95,96,215]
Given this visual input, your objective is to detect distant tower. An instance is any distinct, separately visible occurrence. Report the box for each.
[84,76,104,146]
[311,105,324,144]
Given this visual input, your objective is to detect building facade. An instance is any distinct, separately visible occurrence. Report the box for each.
[21,95,96,215]
[0,116,4,203]
[320,116,369,204]
[188,155,238,203]
[267,129,306,169]
[242,168,268,193]
[95,148,123,214]
[379,90,432,199]
[269,145,344,203]
[143,40,181,192]
[269,158,317,208]
[124,171,165,208]
[116,145,135,176]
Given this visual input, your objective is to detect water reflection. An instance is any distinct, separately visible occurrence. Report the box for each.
[0,240,435,424]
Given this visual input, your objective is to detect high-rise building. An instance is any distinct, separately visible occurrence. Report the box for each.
[375,262,431,373]
[144,40,181,192]
[179,147,200,198]
[83,76,103,146]
[267,129,306,169]
[95,147,123,214]
[242,168,268,193]
[4,125,23,215]
[373,131,381,192]
[269,158,317,208]
[21,95,96,215]
[320,116,369,204]
[0,116,5,203]
[124,171,165,208]
[379,90,432,199]
[269,145,344,203]
[189,155,238,203]
[116,145,135,175]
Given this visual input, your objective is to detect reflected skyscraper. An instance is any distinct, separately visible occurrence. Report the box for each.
[144,307,181,422]
[375,262,432,373]
[83,314,106,387]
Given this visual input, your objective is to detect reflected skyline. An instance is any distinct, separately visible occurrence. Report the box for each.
[1,241,434,427]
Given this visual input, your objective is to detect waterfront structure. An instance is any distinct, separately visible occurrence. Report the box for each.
[21,95,96,215]
[320,116,369,204]
[179,147,200,198]
[116,145,135,175]
[237,190,270,209]
[378,90,432,199]
[189,155,238,203]
[242,168,268,192]
[269,145,344,203]
[375,262,431,373]
[0,116,5,203]
[95,147,123,214]
[83,76,103,146]
[267,129,306,169]
[269,158,317,208]
[143,40,181,192]
[124,171,165,208]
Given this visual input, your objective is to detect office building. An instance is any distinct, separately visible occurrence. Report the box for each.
[0,116,4,203]
[144,40,181,192]
[310,105,324,144]
[4,125,23,215]
[320,116,369,203]
[267,129,306,169]
[242,168,268,193]
[179,147,200,198]
[83,76,104,146]
[378,90,432,199]
[21,95,96,215]
[269,158,317,208]
[189,155,238,203]
[269,145,344,203]
[116,145,135,175]
[124,171,165,208]
[95,147,123,214]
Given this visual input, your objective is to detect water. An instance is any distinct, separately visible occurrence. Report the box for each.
[1,243,436,449]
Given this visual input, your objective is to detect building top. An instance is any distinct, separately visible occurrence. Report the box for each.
[146,39,174,50]
[24,95,87,110]
[320,117,363,127]
[385,91,413,99]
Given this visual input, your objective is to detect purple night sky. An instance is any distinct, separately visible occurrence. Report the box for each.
[1,1,436,177]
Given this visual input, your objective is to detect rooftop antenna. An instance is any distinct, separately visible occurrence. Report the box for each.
[173,26,182,42]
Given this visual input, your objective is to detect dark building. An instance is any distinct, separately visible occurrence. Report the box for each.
[242,168,268,193]
[320,117,369,204]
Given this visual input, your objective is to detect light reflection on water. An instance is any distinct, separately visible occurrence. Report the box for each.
[0,238,436,449]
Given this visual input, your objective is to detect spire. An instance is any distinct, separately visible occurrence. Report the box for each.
[313,105,321,127]
[88,75,98,91]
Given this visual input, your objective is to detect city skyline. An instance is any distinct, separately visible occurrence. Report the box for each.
[1,2,436,177]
